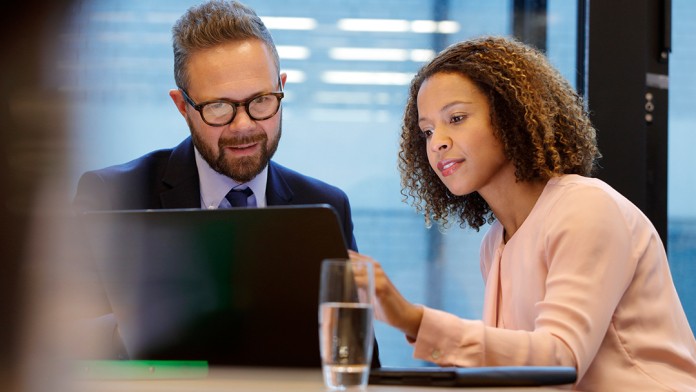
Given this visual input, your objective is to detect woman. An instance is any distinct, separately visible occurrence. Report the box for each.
[351,36,696,391]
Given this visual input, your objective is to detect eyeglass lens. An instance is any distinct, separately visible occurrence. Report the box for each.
[202,94,281,125]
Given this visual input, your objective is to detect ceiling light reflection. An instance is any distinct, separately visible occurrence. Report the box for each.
[322,71,414,85]
[261,17,317,30]
[338,18,460,34]
[277,46,310,60]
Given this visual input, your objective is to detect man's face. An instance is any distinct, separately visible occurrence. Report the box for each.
[171,39,285,182]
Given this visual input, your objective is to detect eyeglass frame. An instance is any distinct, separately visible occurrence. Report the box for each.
[178,80,284,127]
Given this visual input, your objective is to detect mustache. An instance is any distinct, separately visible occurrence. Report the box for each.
[218,132,267,148]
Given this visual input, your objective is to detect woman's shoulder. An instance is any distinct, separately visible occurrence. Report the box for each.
[542,174,649,232]
[544,174,627,208]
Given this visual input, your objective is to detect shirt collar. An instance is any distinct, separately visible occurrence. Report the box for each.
[193,146,268,209]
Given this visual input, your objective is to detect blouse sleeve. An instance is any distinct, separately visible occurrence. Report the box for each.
[412,184,639,380]
[413,307,577,368]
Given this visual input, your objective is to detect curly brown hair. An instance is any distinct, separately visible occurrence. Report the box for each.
[399,36,601,230]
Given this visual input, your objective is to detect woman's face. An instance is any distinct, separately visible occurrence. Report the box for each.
[416,72,512,197]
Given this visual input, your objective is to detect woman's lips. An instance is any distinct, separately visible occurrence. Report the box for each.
[437,158,464,177]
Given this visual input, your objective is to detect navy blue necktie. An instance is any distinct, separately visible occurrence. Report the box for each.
[224,187,253,208]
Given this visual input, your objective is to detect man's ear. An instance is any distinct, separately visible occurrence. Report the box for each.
[169,89,187,117]
[280,72,287,89]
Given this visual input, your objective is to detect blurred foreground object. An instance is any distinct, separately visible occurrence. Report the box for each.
[0,1,101,391]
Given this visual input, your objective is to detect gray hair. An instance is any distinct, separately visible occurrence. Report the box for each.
[172,0,280,90]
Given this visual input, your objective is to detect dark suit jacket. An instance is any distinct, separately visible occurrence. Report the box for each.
[73,136,357,249]
[72,137,380,367]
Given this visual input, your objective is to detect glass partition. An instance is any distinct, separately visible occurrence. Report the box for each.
[668,0,696,329]
[65,0,581,367]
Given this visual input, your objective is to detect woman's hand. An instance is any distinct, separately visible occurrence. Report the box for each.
[348,250,424,341]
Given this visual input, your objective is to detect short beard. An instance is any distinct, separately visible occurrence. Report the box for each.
[188,115,281,183]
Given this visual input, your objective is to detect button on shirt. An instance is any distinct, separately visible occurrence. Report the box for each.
[193,147,268,209]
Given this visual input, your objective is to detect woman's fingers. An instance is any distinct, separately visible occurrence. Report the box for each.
[345,252,423,338]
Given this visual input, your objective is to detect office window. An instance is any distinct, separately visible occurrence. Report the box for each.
[668,0,696,327]
[64,0,598,367]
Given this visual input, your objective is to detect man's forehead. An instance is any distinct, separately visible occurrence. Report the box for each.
[187,40,277,72]
[186,41,278,97]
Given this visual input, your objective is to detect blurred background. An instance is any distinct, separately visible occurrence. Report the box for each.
[1,0,693,385]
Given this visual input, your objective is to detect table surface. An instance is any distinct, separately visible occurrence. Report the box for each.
[69,367,569,392]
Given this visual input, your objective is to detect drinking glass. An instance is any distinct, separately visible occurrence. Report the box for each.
[318,259,374,390]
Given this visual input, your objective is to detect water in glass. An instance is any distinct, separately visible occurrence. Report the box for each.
[319,302,374,390]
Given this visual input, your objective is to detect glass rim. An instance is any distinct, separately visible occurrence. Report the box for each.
[179,88,284,126]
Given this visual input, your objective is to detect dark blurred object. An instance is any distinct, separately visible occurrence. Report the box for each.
[0,1,75,389]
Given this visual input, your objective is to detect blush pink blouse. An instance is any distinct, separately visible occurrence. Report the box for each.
[412,175,696,391]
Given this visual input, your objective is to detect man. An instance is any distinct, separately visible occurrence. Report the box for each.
[73,0,356,249]
[74,0,378,366]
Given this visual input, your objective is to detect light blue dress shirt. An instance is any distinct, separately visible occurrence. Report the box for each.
[193,147,268,209]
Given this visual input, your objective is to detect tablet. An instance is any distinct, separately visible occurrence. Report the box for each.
[368,366,577,387]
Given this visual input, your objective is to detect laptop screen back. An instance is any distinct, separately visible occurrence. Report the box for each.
[80,205,348,367]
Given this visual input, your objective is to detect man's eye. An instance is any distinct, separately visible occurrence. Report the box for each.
[253,95,271,104]
[208,102,228,110]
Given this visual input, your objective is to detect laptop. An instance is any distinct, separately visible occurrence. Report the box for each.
[79,204,350,367]
[368,366,577,387]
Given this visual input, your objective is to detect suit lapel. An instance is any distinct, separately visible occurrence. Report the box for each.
[159,137,201,208]
[157,142,292,208]
[265,161,293,206]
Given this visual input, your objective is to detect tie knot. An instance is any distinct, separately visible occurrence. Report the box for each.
[224,187,254,208]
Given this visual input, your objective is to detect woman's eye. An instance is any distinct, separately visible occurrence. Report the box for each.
[451,114,466,123]
[420,129,433,138]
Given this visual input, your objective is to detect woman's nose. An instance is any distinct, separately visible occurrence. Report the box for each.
[429,128,451,152]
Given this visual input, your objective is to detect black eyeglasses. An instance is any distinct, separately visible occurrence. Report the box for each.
[179,88,284,127]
